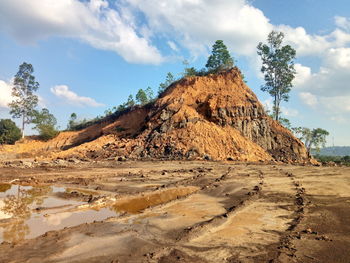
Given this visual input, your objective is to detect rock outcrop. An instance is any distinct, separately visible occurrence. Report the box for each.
[1,68,310,163]
[118,68,309,162]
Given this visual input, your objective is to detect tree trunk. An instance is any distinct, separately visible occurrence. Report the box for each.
[273,95,279,121]
[22,115,25,138]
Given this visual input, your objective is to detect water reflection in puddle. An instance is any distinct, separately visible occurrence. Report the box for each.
[0,183,198,244]
[0,184,117,243]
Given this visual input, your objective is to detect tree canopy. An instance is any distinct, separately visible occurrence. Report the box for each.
[293,127,329,153]
[257,31,296,121]
[32,108,59,140]
[0,119,22,145]
[136,89,148,105]
[206,40,234,72]
[158,72,175,95]
[8,62,39,137]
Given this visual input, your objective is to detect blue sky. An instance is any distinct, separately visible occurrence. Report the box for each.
[0,0,349,146]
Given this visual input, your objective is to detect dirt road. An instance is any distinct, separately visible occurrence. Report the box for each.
[0,161,349,262]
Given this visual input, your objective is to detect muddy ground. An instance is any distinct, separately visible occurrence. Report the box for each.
[0,160,349,263]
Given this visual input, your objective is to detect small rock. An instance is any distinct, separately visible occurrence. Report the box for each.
[21,161,32,168]
[117,156,127,162]
[203,154,212,161]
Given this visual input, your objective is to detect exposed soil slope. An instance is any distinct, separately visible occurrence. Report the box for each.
[1,68,309,163]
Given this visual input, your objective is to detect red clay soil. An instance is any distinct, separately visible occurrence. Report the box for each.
[1,68,310,163]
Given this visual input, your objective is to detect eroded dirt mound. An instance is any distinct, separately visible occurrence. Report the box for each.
[1,68,310,163]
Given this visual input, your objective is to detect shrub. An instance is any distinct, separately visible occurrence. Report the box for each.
[0,119,22,144]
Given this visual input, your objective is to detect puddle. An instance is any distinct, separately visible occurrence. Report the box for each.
[0,184,117,243]
[0,184,199,243]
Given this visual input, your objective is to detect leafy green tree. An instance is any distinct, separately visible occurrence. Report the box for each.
[32,108,59,140]
[67,113,77,130]
[158,72,175,95]
[8,62,39,137]
[279,117,292,130]
[257,31,296,121]
[117,94,136,111]
[293,127,329,153]
[205,40,234,72]
[182,60,197,77]
[136,89,148,105]
[0,119,22,144]
[145,87,154,101]
[126,94,135,107]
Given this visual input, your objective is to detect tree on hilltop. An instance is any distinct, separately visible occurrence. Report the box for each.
[8,62,39,137]
[158,72,175,96]
[206,40,234,72]
[136,89,148,105]
[257,31,296,121]
[67,113,77,130]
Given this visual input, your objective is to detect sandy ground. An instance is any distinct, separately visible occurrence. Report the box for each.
[0,160,349,263]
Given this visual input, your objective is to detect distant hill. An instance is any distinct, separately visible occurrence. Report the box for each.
[313,146,350,156]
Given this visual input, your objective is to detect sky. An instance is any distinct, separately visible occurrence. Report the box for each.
[0,0,349,146]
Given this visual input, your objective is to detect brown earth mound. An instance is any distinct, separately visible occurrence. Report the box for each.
[1,68,310,163]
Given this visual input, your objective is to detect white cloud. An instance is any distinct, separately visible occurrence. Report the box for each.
[167,41,179,52]
[51,85,104,107]
[0,80,13,108]
[0,0,163,64]
[125,0,273,57]
[277,25,332,56]
[281,106,299,117]
[319,96,350,113]
[335,16,350,31]
[294,63,312,87]
[295,47,350,121]
[330,115,348,124]
[295,48,350,97]
[0,79,46,113]
[2,0,350,67]
[299,92,318,107]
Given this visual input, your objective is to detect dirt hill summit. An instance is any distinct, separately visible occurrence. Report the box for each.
[2,68,310,163]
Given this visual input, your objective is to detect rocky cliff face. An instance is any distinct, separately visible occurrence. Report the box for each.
[121,68,309,162]
[2,68,310,163]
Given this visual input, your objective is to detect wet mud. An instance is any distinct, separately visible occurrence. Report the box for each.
[0,161,349,262]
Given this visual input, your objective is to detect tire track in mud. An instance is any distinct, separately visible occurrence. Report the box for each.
[174,168,264,243]
[89,167,239,224]
[171,166,308,263]
[268,168,310,263]
[138,166,263,262]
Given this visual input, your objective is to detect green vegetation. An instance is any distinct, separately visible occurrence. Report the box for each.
[257,31,296,121]
[182,60,197,77]
[293,127,329,153]
[158,72,175,95]
[206,40,234,72]
[136,89,149,105]
[65,37,295,133]
[67,113,77,130]
[8,62,39,137]
[314,155,350,166]
[0,119,22,145]
[31,108,59,140]
[279,117,292,130]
